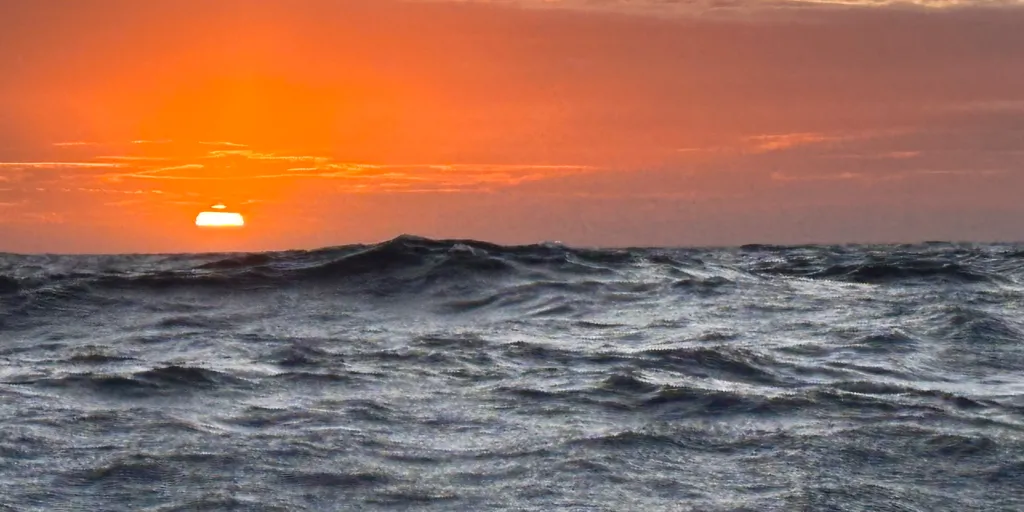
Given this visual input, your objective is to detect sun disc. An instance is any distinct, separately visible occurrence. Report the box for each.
[195,211,245,228]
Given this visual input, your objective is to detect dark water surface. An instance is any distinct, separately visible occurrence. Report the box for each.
[2,236,1023,510]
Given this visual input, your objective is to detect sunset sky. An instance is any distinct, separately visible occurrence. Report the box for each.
[2,0,1023,253]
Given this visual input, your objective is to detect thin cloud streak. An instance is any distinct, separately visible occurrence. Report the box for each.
[745,133,841,152]
[104,164,208,181]
[204,149,331,163]
[108,164,594,189]
[52,142,97,147]
[0,162,128,169]
[96,156,174,162]
[199,141,249,148]
[83,143,597,192]
[672,128,915,157]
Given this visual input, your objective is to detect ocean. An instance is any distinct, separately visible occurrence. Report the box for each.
[1,235,1023,511]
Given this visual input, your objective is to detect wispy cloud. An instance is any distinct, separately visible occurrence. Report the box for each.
[0,162,128,169]
[103,164,206,182]
[96,155,173,162]
[67,187,164,195]
[152,164,206,173]
[673,128,909,157]
[21,143,593,194]
[205,149,330,164]
[22,212,64,224]
[910,168,1008,176]
[833,150,922,160]
[112,161,592,188]
[771,171,864,182]
[199,141,249,148]
[52,141,97,147]
[0,211,65,225]
[745,132,840,152]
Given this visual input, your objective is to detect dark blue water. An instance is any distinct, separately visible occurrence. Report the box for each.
[2,236,1023,510]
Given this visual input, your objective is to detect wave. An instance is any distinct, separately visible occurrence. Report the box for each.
[0,236,623,296]
[755,256,995,284]
[812,261,991,284]
[1,236,1022,318]
[12,365,248,396]
[0,275,20,294]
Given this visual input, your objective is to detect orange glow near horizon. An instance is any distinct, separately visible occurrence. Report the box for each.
[195,211,245,228]
[2,1,1024,253]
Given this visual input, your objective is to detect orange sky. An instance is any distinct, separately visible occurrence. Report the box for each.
[2,0,1024,253]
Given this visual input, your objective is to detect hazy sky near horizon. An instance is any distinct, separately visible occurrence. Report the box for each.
[2,0,1024,253]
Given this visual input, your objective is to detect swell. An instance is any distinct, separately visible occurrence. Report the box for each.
[756,257,994,284]
[497,374,997,420]
[9,365,248,397]
[493,338,1008,418]
[1,237,1021,313]
[0,236,635,297]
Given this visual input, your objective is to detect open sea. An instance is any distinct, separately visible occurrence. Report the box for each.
[2,235,1023,511]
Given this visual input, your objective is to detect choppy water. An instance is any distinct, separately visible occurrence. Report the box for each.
[2,235,1023,511]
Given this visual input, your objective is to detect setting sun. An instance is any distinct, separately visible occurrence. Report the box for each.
[195,211,245,228]
[3,2,1023,510]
